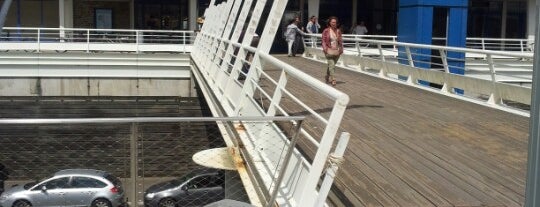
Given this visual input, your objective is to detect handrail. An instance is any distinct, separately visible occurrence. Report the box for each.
[1,26,191,33]
[0,27,196,53]
[336,34,533,52]
[191,1,350,205]
[303,33,532,116]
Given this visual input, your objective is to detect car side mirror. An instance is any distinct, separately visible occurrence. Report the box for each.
[181,185,188,191]
[41,186,47,191]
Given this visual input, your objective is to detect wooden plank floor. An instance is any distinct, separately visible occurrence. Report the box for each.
[267,55,529,207]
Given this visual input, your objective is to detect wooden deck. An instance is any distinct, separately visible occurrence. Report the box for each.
[267,55,529,207]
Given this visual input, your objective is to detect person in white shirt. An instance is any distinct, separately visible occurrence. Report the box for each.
[306,16,321,34]
[352,21,368,35]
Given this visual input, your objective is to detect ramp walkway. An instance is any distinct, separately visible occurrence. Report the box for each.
[271,55,529,206]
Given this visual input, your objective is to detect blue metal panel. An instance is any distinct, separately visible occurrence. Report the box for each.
[397,6,433,69]
[400,0,467,7]
[447,7,468,75]
[398,0,469,87]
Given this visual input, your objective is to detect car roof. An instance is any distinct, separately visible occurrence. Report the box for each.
[54,169,108,177]
[185,168,223,177]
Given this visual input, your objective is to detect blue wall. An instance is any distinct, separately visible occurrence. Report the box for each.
[397,0,468,75]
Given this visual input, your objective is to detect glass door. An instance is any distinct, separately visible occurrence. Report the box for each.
[135,0,190,30]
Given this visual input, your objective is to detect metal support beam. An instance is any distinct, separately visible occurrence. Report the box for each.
[525,1,540,206]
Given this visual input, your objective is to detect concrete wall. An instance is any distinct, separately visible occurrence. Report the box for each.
[0,78,195,97]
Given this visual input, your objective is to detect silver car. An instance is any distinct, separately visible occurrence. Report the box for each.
[0,169,125,207]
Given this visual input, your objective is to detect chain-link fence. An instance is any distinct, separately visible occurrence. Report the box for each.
[0,117,303,207]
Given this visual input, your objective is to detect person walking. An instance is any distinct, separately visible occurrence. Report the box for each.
[322,16,343,86]
[285,17,303,57]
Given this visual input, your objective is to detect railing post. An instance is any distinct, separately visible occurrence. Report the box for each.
[37,28,41,53]
[393,36,397,50]
[406,46,414,67]
[315,132,350,207]
[378,43,387,77]
[183,31,186,53]
[86,29,90,53]
[266,70,287,116]
[355,36,360,55]
[481,38,486,50]
[486,54,496,84]
[135,30,140,54]
[486,54,500,105]
[439,49,449,73]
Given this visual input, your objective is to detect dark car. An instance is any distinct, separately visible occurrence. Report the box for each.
[144,169,225,207]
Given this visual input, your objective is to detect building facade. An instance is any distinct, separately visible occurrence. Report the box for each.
[0,0,534,39]
[0,0,209,30]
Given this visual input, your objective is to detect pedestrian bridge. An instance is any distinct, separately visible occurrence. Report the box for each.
[0,1,533,207]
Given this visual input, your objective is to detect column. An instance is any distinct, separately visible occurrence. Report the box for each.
[64,0,73,28]
[130,0,134,29]
[59,0,64,38]
[528,0,536,40]
[189,0,197,30]
[501,0,508,38]
[307,0,319,18]
[352,0,357,25]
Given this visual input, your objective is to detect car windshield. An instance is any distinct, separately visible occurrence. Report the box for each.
[23,181,38,190]
[24,174,53,190]
[170,175,190,186]
[171,170,206,186]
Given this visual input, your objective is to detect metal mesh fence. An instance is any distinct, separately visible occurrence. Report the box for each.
[0,118,302,207]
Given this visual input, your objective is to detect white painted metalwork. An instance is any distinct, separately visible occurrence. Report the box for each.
[0,52,190,78]
[339,34,534,52]
[192,0,350,206]
[304,33,531,116]
[0,27,194,53]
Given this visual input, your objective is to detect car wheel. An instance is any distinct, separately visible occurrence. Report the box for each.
[91,198,112,207]
[12,200,32,207]
[158,198,177,207]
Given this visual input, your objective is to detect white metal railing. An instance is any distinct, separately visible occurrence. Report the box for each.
[435,36,534,52]
[322,34,534,53]
[303,33,532,116]
[0,27,195,53]
[191,0,350,206]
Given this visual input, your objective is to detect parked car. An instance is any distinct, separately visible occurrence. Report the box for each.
[0,169,125,207]
[144,168,225,207]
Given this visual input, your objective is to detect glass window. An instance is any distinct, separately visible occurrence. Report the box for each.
[135,0,208,30]
[71,177,107,188]
[468,0,503,38]
[187,176,213,189]
[506,1,526,38]
[34,177,70,190]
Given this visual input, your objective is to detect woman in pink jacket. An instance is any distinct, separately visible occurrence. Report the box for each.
[321,16,343,86]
